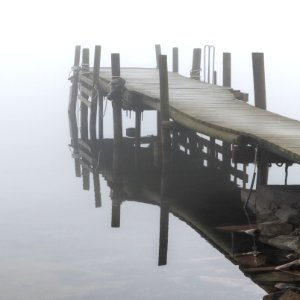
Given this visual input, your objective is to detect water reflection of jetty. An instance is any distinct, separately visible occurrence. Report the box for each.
[68,46,300,299]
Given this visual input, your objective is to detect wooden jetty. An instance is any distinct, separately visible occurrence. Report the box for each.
[68,45,300,299]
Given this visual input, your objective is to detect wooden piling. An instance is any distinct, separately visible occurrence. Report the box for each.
[252,53,268,185]
[155,44,161,68]
[252,53,267,110]
[134,109,142,171]
[158,54,171,266]
[222,52,232,177]
[155,45,162,165]
[68,45,81,177]
[80,48,90,142]
[223,53,231,87]
[172,47,178,73]
[111,53,123,183]
[191,48,201,80]
[81,48,90,190]
[111,191,121,228]
[90,45,101,141]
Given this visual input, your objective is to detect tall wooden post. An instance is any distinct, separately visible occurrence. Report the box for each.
[222,52,232,178]
[172,47,178,73]
[68,45,81,177]
[155,44,162,166]
[223,53,231,87]
[110,53,123,227]
[252,53,268,185]
[81,48,90,190]
[191,48,201,80]
[158,54,170,266]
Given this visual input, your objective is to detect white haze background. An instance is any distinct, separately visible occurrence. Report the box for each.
[0,0,300,299]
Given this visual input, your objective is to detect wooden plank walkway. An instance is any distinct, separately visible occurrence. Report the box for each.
[97,68,300,164]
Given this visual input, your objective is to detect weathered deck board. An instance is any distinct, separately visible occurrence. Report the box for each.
[97,68,300,164]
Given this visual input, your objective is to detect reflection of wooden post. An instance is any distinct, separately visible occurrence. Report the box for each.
[93,172,101,207]
[90,45,101,141]
[68,45,81,177]
[81,48,90,190]
[158,54,170,266]
[111,197,121,228]
[158,202,169,266]
[252,53,268,185]
[134,109,142,171]
[222,53,232,178]
[191,48,201,80]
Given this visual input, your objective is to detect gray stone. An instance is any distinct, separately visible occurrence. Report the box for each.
[258,221,293,237]
[275,205,299,222]
[264,235,300,252]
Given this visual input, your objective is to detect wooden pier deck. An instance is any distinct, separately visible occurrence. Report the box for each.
[95,68,300,164]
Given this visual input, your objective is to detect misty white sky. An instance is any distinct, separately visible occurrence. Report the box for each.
[2,0,300,120]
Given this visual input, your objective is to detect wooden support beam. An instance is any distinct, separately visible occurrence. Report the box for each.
[172,47,178,73]
[191,48,201,80]
[232,145,293,164]
[252,52,268,185]
[134,109,142,171]
[111,53,123,184]
[158,54,171,266]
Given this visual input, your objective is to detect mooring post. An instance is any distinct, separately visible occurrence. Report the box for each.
[155,44,162,166]
[90,45,101,142]
[172,47,178,73]
[252,52,268,185]
[68,45,81,177]
[191,48,201,80]
[223,53,231,87]
[109,53,123,227]
[158,54,171,266]
[222,52,232,177]
[134,109,142,171]
[81,48,90,190]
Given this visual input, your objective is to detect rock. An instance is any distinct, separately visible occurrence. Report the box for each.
[292,228,300,236]
[279,290,300,300]
[264,235,300,252]
[257,212,279,223]
[259,221,293,237]
[289,214,300,226]
[275,205,299,222]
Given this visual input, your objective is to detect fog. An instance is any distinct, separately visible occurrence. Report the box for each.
[0,0,299,299]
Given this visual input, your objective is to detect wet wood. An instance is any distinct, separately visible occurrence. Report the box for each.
[191,48,201,80]
[94,68,300,164]
[172,47,178,73]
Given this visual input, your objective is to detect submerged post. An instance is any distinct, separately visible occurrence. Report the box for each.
[172,47,178,73]
[158,54,171,266]
[252,53,268,185]
[191,48,201,80]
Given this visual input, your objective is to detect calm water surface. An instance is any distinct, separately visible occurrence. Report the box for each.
[0,58,266,300]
